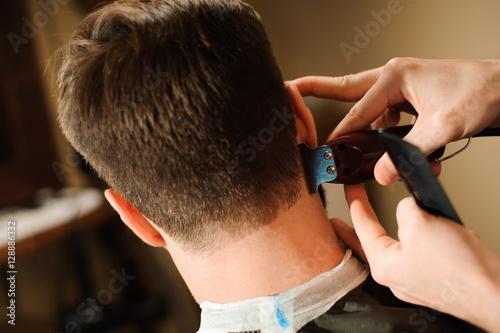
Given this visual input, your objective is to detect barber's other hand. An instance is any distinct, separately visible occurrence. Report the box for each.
[332,184,500,332]
[291,58,500,185]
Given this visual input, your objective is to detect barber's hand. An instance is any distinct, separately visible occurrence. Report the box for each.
[330,184,500,332]
[291,58,500,185]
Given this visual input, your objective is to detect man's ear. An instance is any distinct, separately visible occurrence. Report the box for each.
[285,82,317,148]
[104,189,166,247]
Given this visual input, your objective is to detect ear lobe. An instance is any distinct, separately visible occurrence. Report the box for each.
[285,82,317,148]
[104,189,166,247]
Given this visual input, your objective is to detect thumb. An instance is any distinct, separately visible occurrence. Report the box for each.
[374,152,442,186]
[374,119,451,185]
[374,153,399,186]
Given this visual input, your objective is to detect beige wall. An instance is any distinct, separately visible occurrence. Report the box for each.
[246,0,500,254]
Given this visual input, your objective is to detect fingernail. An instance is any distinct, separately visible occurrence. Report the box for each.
[375,161,399,185]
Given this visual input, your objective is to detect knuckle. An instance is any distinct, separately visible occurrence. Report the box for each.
[384,57,418,79]
[338,74,355,99]
[338,74,354,87]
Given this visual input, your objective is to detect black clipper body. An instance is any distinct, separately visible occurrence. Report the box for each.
[378,130,462,224]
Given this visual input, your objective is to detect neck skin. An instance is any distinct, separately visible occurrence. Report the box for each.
[161,181,345,304]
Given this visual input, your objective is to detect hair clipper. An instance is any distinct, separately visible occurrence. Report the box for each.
[300,125,445,193]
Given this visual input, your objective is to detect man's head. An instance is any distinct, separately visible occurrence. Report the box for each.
[57,0,311,253]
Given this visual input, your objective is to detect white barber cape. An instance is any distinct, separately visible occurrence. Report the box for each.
[198,249,369,333]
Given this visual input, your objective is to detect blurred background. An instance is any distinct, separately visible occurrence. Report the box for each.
[1,0,500,332]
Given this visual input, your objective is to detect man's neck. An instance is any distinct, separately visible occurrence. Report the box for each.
[164,186,345,304]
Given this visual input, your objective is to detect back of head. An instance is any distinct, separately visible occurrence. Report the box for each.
[57,0,302,253]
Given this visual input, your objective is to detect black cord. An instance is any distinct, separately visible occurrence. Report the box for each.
[472,127,500,138]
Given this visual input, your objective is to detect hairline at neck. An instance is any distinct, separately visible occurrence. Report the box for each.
[162,184,346,304]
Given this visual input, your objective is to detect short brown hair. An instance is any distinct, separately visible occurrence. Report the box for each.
[57,0,302,253]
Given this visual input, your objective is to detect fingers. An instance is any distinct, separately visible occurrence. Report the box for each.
[389,101,418,116]
[370,101,416,131]
[329,218,367,262]
[344,184,396,261]
[370,106,402,130]
[394,196,451,238]
[396,197,469,238]
[374,154,400,185]
[429,160,442,178]
[395,197,459,250]
[291,65,408,140]
[290,68,381,102]
[395,197,427,233]
[329,70,408,139]
[374,143,444,186]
